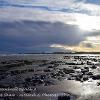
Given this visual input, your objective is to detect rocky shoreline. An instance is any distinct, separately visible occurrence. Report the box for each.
[0,54,100,100]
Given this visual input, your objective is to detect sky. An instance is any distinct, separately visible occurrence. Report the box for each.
[0,0,100,53]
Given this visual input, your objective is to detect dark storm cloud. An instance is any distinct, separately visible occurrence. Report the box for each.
[0,21,88,53]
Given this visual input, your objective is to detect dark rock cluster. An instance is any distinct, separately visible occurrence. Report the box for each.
[0,55,100,88]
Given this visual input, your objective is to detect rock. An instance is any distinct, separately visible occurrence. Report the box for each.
[86,71,93,75]
[40,75,46,79]
[75,76,82,81]
[58,95,70,100]
[57,71,65,77]
[48,66,54,68]
[58,76,64,81]
[73,66,80,69]
[38,79,44,84]
[82,75,89,81]
[25,77,31,82]
[84,67,89,70]
[63,68,75,74]
[92,75,100,80]
[90,65,97,69]
[81,69,89,74]
[44,80,53,86]
[44,69,51,72]
[97,82,100,86]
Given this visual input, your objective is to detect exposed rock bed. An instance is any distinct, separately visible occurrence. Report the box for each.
[0,54,100,100]
[0,55,100,88]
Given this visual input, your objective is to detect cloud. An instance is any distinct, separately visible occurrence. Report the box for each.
[0,19,99,53]
[50,44,73,51]
[0,0,83,9]
[0,0,100,30]
[0,0,100,15]
[0,0,100,53]
[80,42,93,48]
[0,21,86,53]
[0,3,100,31]
[77,3,100,16]
[50,35,100,52]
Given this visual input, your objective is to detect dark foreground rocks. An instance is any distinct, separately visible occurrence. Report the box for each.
[58,95,70,100]
[0,55,100,93]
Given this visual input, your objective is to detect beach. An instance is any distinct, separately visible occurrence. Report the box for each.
[0,54,100,100]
